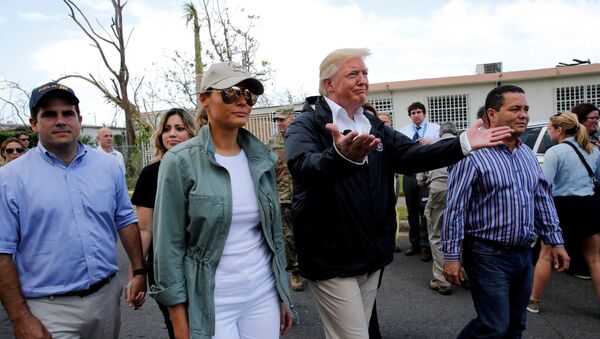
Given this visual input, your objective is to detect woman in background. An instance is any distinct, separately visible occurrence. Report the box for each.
[151,62,294,338]
[1,137,26,166]
[131,108,197,338]
[572,103,600,147]
[528,112,600,313]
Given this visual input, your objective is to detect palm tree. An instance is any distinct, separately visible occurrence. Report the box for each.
[183,2,203,94]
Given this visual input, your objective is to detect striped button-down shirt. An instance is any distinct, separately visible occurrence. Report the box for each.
[442,141,564,261]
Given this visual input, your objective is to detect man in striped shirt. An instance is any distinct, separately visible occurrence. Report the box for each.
[442,85,570,338]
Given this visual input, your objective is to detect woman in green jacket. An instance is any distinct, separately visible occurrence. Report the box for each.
[151,62,295,339]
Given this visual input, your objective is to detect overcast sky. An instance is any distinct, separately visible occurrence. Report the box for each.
[1,0,600,126]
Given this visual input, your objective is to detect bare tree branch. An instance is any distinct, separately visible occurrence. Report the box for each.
[61,0,150,144]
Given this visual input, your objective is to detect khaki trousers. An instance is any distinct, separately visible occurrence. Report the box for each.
[26,275,122,339]
[309,270,381,339]
[424,189,451,287]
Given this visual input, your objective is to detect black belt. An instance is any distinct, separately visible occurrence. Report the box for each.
[465,235,530,252]
[57,273,116,298]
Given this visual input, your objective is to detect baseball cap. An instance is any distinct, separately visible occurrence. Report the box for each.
[273,106,295,120]
[199,62,264,95]
[29,82,80,116]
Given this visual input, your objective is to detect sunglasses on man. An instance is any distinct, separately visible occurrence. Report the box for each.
[5,147,25,154]
[205,86,258,107]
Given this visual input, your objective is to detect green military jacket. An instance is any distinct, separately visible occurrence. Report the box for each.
[151,125,296,338]
[266,132,293,203]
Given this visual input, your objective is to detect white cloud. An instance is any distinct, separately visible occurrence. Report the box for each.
[17,11,61,22]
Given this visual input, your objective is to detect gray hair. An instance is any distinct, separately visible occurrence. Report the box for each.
[439,121,458,136]
[319,48,371,96]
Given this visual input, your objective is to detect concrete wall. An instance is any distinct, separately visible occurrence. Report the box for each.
[369,73,600,130]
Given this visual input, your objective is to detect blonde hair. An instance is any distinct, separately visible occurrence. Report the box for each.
[319,48,371,96]
[152,108,197,163]
[549,111,592,153]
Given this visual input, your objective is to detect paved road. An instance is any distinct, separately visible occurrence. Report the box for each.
[2,234,599,338]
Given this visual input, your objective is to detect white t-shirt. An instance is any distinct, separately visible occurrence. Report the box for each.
[213,150,276,304]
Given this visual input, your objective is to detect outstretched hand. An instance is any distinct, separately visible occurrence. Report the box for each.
[326,123,380,162]
[465,119,513,151]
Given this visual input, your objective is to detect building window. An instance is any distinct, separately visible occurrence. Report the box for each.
[368,97,394,115]
[367,97,395,124]
[426,94,470,130]
[555,84,600,112]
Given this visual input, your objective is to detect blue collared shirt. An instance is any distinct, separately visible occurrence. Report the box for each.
[0,142,137,298]
[441,141,564,261]
[542,137,600,196]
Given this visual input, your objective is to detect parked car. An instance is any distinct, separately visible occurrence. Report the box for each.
[520,122,557,164]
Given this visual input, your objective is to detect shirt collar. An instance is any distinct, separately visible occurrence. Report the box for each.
[324,97,364,124]
[414,121,427,131]
[324,96,371,135]
[38,141,87,166]
[97,145,116,155]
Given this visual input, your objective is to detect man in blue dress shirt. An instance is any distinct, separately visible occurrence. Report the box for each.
[399,102,440,261]
[0,82,146,338]
[442,85,570,338]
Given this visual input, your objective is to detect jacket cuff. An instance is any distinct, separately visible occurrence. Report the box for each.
[149,281,187,306]
[332,141,367,165]
[459,132,472,156]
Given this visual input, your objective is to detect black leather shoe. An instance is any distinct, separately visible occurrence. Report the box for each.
[405,247,419,256]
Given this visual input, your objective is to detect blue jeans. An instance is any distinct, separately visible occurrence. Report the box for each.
[458,239,532,339]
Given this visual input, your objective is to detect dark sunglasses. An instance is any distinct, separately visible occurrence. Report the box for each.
[206,86,258,107]
[5,147,24,154]
[19,138,29,142]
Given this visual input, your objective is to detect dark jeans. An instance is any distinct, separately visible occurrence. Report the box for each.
[403,174,429,249]
[458,239,532,339]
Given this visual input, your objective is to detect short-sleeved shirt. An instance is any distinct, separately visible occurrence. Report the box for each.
[0,142,137,298]
[131,161,161,208]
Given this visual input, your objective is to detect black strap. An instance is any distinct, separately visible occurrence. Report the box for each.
[563,141,595,178]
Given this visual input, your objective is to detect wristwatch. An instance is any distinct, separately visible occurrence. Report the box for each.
[132,268,147,276]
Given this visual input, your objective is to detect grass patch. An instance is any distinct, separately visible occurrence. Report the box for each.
[396,204,408,221]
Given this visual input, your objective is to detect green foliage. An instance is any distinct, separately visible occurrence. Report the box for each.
[123,146,143,189]
[0,130,37,147]
[79,135,94,146]
[396,205,408,221]
[113,134,124,146]
[135,128,152,146]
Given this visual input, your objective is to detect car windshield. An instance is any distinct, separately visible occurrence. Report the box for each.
[521,126,542,150]
[520,125,558,155]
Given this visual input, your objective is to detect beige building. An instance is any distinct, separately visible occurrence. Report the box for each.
[367,63,600,130]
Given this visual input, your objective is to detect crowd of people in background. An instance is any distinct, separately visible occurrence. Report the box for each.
[0,48,599,339]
